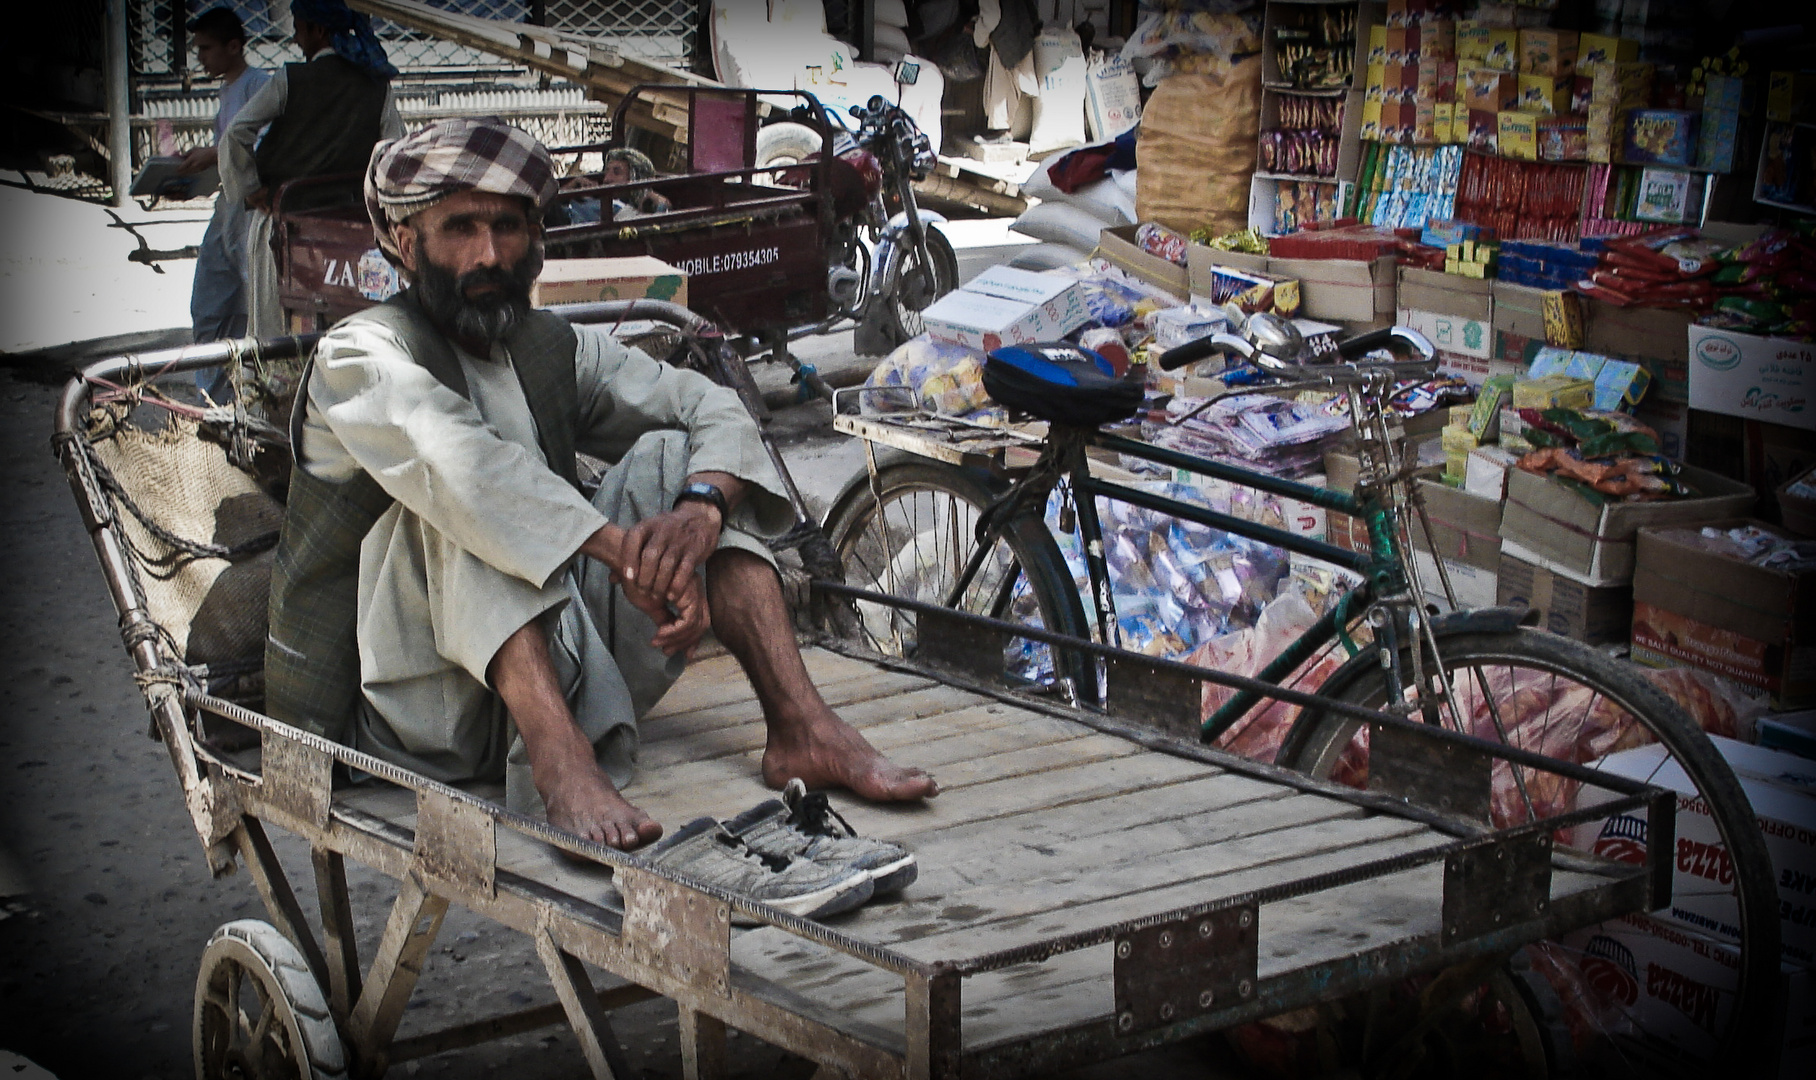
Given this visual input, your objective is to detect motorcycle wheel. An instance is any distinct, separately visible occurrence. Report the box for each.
[882,225,959,345]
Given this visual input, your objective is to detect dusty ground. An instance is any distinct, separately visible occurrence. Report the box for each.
[0,360,1241,1079]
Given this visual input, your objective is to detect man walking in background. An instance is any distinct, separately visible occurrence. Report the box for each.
[223,0,403,338]
[180,6,270,361]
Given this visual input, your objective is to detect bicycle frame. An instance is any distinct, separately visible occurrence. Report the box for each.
[946,420,1420,745]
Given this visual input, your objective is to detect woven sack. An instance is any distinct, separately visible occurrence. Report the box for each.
[1136,61,1262,236]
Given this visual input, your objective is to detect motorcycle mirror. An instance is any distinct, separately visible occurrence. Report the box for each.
[849,105,865,118]
[868,95,888,110]
[893,60,920,85]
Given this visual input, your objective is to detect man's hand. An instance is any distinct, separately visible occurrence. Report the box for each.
[246,186,271,212]
[619,501,722,604]
[621,572,709,657]
[176,146,218,176]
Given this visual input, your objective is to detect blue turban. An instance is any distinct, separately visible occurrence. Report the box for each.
[291,0,399,80]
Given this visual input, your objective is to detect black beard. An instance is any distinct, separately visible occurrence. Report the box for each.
[413,246,541,348]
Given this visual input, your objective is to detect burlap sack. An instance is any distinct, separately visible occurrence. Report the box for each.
[1135,61,1263,236]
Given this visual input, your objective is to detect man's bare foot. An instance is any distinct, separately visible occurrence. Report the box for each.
[762,712,939,802]
[542,763,664,851]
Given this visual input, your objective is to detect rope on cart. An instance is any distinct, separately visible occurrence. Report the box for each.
[51,428,279,568]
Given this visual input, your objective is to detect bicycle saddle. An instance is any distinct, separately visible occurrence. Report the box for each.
[982,343,1145,428]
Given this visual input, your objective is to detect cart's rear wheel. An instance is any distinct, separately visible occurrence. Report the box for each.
[194,920,347,1080]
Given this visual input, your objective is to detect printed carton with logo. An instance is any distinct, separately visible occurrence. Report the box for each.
[921,266,1090,352]
[1559,912,1812,1075]
[1687,324,1816,429]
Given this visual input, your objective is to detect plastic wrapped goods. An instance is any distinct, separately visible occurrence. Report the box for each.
[861,335,990,416]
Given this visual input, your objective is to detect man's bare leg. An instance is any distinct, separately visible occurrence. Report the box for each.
[706,548,939,801]
[489,618,664,850]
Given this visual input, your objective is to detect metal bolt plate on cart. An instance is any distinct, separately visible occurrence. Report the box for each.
[260,731,331,828]
[414,789,496,897]
[917,607,1006,683]
[620,868,732,997]
[1369,720,1492,822]
[1103,655,1202,739]
[1113,904,1257,1035]
[1442,833,1553,943]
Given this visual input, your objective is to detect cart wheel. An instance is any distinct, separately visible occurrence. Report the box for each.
[193,920,347,1080]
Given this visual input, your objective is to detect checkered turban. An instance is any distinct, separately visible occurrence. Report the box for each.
[364,117,559,262]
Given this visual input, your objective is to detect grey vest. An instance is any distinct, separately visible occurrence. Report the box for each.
[254,54,388,212]
[265,292,581,741]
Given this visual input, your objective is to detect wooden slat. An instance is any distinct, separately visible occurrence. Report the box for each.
[639,677,964,751]
[900,823,1441,965]
[644,648,882,720]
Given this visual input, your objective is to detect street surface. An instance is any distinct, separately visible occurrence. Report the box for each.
[0,188,1240,1078]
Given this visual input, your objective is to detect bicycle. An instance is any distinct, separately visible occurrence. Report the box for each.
[820,313,1781,1076]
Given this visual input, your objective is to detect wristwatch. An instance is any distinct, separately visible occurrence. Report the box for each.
[674,481,728,521]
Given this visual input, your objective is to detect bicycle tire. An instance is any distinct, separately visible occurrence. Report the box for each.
[1277,627,1780,1075]
[823,459,1092,694]
[883,225,959,344]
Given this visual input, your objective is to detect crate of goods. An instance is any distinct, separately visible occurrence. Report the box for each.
[1581,300,1696,403]
[1782,463,1816,537]
[1631,521,1816,708]
[1687,324,1816,429]
[1094,223,1191,296]
[1261,230,1396,323]
[1498,463,1756,585]
[1494,548,1631,644]
[1409,478,1503,609]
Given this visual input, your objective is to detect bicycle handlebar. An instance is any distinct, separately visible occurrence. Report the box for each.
[1156,325,1437,374]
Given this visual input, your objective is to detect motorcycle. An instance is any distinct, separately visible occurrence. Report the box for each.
[753,94,959,358]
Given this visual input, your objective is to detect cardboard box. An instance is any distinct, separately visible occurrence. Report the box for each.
[1519,28,1577,77]
[1266,255,1396,323]
[1560,912,1814,1075]
[1401,308,1494,360]
[1466,444,1518,499]
[1590,61,1656,110]
[921,268,1090,351]
[1537,114,1589,161]
[1498,110,1541,159]
[1094,224,1190,296]
[1482,27,1519,72]
[1398,266,1492,320]
[1624,109,1701,167]
[1631,520,1816,707]
[1413,549,1498,610]
[1577,33,1637,67]
[1496,545,1632,643]
[1411,478,1502,570]
[1511,373,1594,411]
[1687,325,1816,429]
[1456,20,1490,62]
[1635,397,1690,460]
[1585,299,1696,402]
[1498,464,1756,585]
[1782,463,1816,537]
[1517,74,1569,114]
[1634,167,1704,224]
[1574,735,1816,972]
[1185,241,1271,295]
[532,255,688,307]
[1492,280,1551,341]
[1466,107,1499,153]
[1769,70,1815,124]
[1464,68,1521,112]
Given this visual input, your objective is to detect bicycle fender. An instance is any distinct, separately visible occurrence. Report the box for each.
[1428,604,1539,638]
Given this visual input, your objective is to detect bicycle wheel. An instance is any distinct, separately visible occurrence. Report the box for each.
[1277,627,1779,1076]
[823,459,1092,694]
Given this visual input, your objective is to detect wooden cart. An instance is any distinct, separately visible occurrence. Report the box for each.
[55,340,1674,1079]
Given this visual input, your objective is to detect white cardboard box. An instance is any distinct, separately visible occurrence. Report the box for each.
[1687,324,1816,430]
[921,269,1089,352]
[1413,549,1498,610]
[1574,734,1816,967]
[1559,912,1813,1074]
[1399,307,1496,360]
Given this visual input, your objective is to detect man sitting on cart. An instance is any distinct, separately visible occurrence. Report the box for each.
[267,118,937,851]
